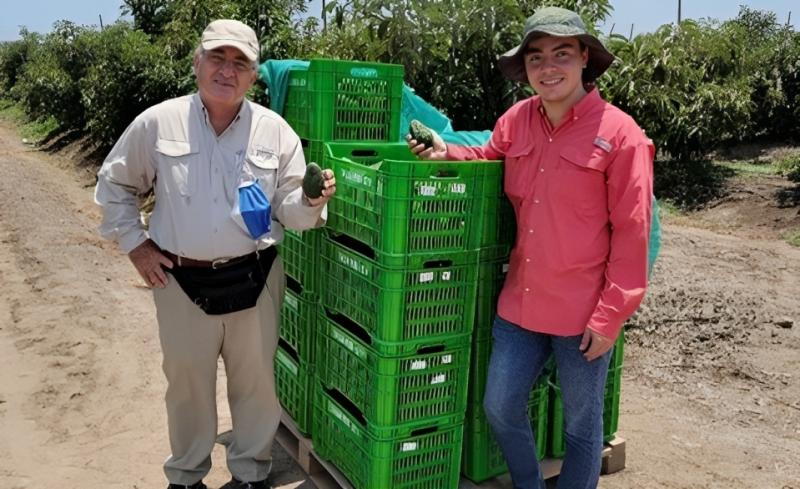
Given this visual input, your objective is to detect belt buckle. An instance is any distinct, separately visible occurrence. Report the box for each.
[211,257,230,269]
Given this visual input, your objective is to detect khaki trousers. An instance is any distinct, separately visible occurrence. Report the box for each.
[153,256,285,485]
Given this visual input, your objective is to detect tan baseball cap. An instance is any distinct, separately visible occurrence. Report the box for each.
[201,19,259,62]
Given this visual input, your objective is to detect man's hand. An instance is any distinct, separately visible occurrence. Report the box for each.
[128,239,173,289]
[307,169,336,207]
[406,130,448,160]
[579,328,616,361]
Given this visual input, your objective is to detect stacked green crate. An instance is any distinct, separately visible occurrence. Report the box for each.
[274,276,318,435]
[274,340,313,434]
[275,194,322,436]
[313,387,464,489]
[277,59,405,442]
[547,330,625,458]
[311,142,507,489]
[283,59,404,142]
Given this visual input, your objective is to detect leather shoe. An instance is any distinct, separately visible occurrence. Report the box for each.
[167,482,207,489]
[220,477,270,489]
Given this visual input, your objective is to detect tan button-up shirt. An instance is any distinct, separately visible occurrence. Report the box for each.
[95,93,326,260]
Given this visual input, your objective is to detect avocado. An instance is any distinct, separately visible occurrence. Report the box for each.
[303,162,325,199]
[409,119,434,149]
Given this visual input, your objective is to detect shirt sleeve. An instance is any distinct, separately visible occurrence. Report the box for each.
[445,113,512,161]
[586,139,654,339]
[94,116,156,254]
[272,126,327,230]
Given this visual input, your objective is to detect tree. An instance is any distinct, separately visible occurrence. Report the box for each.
[307,0,612,130]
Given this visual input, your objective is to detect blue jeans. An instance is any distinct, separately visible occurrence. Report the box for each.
[483,316,612,489]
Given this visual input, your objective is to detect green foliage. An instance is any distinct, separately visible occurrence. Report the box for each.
[309,0,612,130]
[121,0,177,37]
[784,229,800,247]
[600,20,753,161]
[0,32,39,95]
[775,153,800,183]
[11,21,100,131]
[80,23,188,151]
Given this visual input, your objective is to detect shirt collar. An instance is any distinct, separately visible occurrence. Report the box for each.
[534,87,603,121]
[192,93,249,134]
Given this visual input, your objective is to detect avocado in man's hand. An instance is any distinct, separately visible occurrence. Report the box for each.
[409,119,434,149]
[303,162,325,199]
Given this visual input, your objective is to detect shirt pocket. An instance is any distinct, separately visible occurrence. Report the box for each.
[503,140,536,201]
[155,139,198,197]
[245,151,280,198]
[553,146,609,211]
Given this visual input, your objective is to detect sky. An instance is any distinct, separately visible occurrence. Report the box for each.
[1,0,798,42]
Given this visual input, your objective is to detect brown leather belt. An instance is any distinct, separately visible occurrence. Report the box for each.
[161,249,260,269]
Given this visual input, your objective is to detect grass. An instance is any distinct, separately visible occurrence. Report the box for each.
[0,98,60,145]
[655,199,686,217]
[714,159,783,176]
[0,98,25,122]
[784,229,800,248]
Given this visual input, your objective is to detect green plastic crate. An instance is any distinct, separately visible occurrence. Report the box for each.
[277,228,323,293]
[312,386,464,489]
[323,142,504,263]
[477,196,517,262]
[283,59,404,142]
[320,235,478,342]
[472,260,509,341]
[466,338,554,407]
[279,284,318,363]
[274,343,313,435]
[316,308,471,428]
[548,331,625,458]
[301,138,326,167]
[461,382,549,483]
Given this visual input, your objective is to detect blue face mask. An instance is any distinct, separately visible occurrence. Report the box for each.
[232,180,271,240]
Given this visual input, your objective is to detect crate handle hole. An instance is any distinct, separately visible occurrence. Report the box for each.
[416,344,446,355]
[423,259,453,269]
[350,149,378,158]
[431,169,459,179]
[410,425,439,437]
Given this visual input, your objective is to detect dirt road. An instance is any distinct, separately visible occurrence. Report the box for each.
[0,120,798,489]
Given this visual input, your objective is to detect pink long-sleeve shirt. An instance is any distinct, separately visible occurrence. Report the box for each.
[448,89,654,339]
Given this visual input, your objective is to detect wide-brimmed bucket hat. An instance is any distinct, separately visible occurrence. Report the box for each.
[498,7,615,83]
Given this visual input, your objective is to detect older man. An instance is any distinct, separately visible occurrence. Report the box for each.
[95,19,335,489]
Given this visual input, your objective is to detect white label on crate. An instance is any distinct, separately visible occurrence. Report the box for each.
[285,294,298,311]
[350,67,379,78]
[502,263,510,273]
[450,183,467,194]
[441,354,452,364]
[418,185,437,197]
[419,272,434,283]
[401,442,418,452]
[341,169,373,189]
[441,271,452,281]
[338,251,369,277]
[410,360,427,371]
[431,374,447,385]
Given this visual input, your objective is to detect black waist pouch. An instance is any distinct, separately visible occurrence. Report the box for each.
[166,247,278,315]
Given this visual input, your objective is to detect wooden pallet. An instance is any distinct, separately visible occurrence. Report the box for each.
[275,413,625,489]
